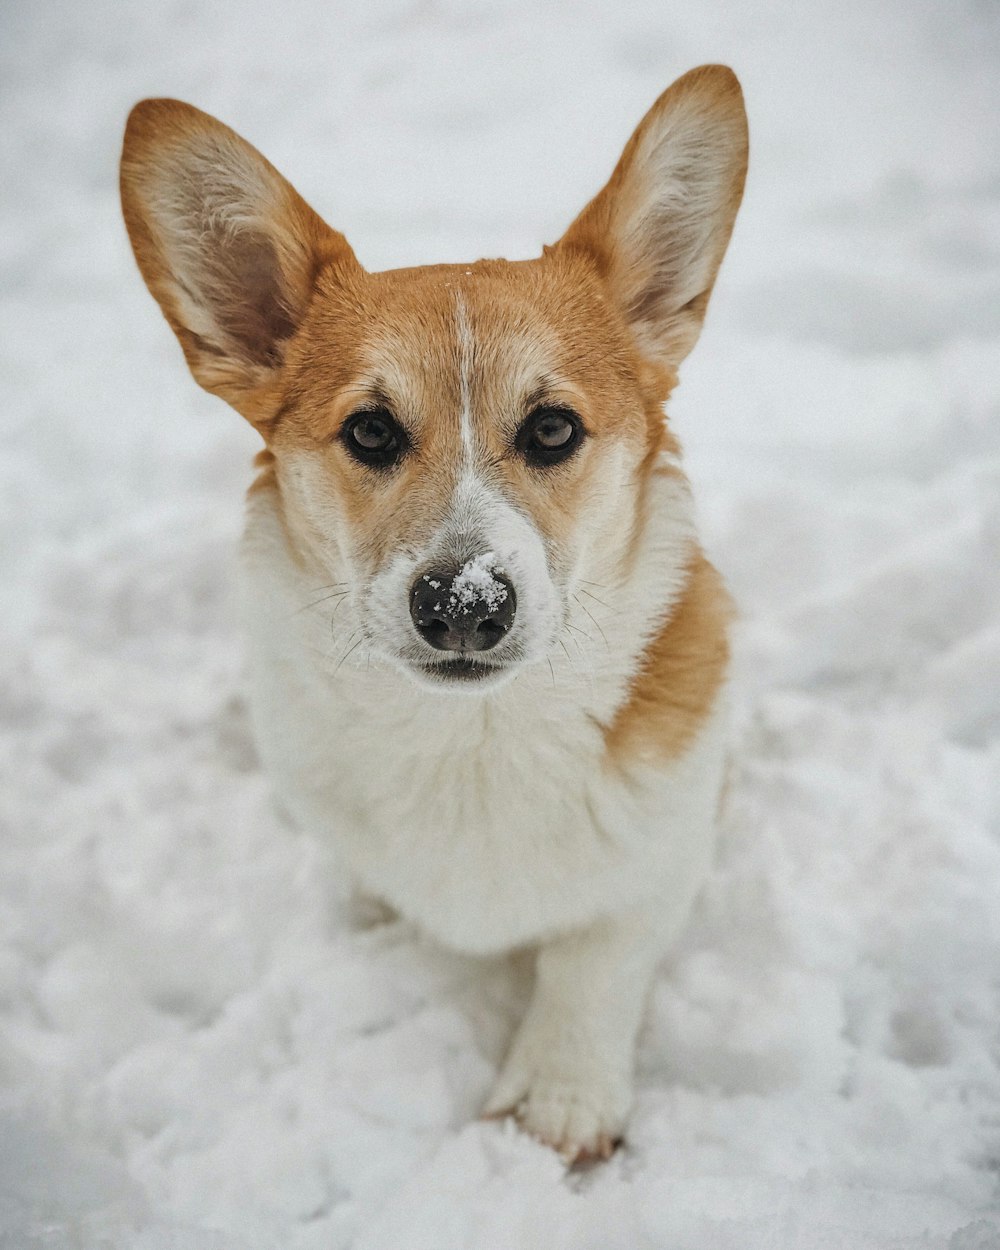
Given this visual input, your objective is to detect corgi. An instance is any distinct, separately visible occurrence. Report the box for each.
[119,65,748,1163]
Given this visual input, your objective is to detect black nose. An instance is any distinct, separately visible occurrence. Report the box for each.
[410,564,517,652]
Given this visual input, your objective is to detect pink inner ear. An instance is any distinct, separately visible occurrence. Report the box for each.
[624,244,711,331]
[205,231,298,367]
[625,255,673,327]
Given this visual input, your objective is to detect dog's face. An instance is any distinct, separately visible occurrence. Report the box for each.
[120,69,747,690]
[270,257,656,688]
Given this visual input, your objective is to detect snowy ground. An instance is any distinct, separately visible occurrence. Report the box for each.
[2,0,999,1245]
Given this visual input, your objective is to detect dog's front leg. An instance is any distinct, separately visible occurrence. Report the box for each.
[483,901,671,1162]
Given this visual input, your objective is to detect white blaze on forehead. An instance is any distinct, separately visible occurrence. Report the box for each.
[454,292,474,459]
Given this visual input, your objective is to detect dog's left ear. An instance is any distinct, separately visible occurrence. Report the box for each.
[555,65,748,369]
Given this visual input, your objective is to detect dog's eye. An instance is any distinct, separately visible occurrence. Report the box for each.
[342,409,407,468]
[516,407,584,467]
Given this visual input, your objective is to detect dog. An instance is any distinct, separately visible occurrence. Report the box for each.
[119,65,748,1163]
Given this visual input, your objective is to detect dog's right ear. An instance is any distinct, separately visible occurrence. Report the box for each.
[120,99,359,428]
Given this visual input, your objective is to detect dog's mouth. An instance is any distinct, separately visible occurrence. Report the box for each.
[418,656,508,685]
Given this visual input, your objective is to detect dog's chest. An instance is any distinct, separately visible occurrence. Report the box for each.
[258,656,630,946]
[247,628,725,954]
[240,493,723,954]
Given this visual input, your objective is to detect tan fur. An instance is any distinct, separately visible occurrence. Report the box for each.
[558,65,748,368]
[120,98,359,427]
[247,448,277,495]
[120,70,747,763]
[267,253,654,581]
[604,553,734,765]
[120,67,749,1164]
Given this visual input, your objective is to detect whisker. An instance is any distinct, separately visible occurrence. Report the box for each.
[335,632,365,673]
[563,628,587,658]
[564,620,593,642]
[558,629,597,692]
[293,589,349,616]
[578,587,613,611]
[547,657,556,688]
[574,596,609,648]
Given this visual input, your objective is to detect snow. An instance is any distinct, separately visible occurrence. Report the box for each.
[443,553,508,615]
[2,0,999,1246]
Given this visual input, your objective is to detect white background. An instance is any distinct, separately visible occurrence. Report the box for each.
[1,0,999,1245]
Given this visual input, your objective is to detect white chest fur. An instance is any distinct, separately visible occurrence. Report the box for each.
[240,488,727,956]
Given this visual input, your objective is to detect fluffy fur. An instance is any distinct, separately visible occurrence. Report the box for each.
[120,65,748,1161]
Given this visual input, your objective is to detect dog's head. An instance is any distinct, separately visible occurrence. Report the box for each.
[120,68,746,691]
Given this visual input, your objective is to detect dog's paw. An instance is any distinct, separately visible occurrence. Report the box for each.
[483,1062,628,1164]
